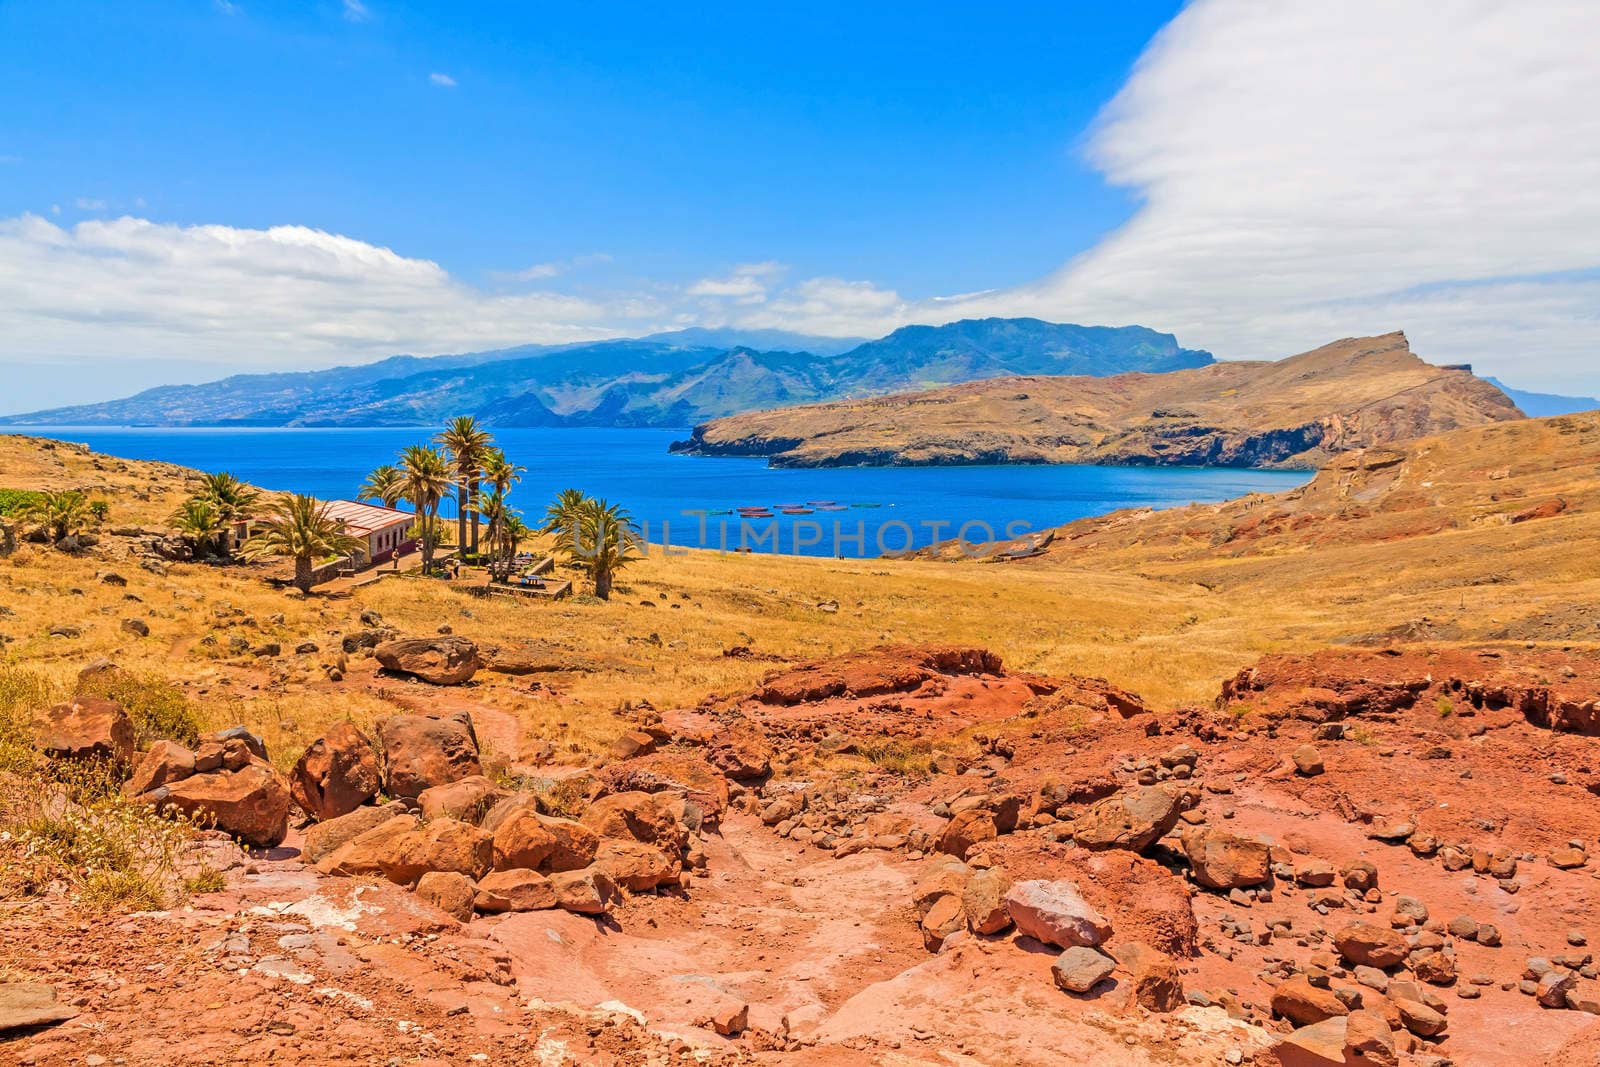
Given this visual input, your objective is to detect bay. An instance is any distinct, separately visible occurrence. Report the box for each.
[7,426,1310,558]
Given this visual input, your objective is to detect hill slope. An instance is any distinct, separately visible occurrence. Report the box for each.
[0,318,1212,429]
[672,332,1522,468]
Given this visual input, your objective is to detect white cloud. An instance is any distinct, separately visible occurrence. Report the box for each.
[0,215,624,368]
[686,261,786,304]
[74,197,107,211]
[341,0,370,22]
[937,0,1600,392]
[214,0,240,14]
[428,72,457,88]
[491,253,613,283]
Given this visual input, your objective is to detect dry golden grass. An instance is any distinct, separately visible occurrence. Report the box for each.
[5,420,1598,769]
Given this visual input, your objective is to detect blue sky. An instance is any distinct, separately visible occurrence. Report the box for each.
[1,0,1597,412]
[1,1,1178,298]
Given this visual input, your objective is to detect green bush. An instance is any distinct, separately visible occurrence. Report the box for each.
[76,672,205,747]
[0,489,44,518]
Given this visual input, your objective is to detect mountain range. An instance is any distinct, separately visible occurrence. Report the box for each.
[0,319,1213,429]
[671,332,1524,468]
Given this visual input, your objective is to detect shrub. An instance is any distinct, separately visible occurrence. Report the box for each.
[0,489,44,518]
[76,672,205,747]
[1,757,200,911]
[0,666,52,773]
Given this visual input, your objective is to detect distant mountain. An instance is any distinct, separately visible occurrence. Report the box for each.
[639,327,866,357]
[0,318,1213,428]
[1484,377,1599,418]
[672,332,1521,468]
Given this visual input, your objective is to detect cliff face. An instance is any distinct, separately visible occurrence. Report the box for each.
[671,332,1525,469]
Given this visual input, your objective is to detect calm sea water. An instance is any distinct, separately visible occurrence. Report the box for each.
[9,426,1309,558]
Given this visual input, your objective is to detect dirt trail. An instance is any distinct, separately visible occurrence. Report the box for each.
[484,813,1270,1065]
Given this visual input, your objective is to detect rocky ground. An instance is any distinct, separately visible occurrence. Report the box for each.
[7,637,1600,1066]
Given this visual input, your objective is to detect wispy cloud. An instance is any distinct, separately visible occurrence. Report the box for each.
[428,72,457,88]
[491,253,613,283]
[686,261,786,304]
[341,0,370,22]
[74,197,107,211]
[213,0,240,14]
[939,0,1600,391]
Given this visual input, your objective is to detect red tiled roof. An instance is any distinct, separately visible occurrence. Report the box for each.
[318,499,413,536]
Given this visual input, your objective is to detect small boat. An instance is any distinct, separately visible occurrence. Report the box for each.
[851,502,882,509]
[737,508,774,518]
[805,500,836,506]
[706,508,734,516]
[815,504,848,511]
[780,507,814,515]
[774,503,805,510]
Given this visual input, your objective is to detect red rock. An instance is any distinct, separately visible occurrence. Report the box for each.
[1005,878,1112,948]
[579,790,686,850]
[493,810,599,874]
[960,867,1013,935]
[599,751,729,820]
[1334,921,1409,969]
[593,839,679,891]
[920,893,966,951]
[1113,942,1185,1012]
[1344,1009,1398,1067]
[123,739,195,796]
[1182,828,1271,889]
[474,869,557,913]
[938,809,998,860]
[912,857,971,918]
[302,801,410,865]
[36,697,134,766]
[417,774,509,825]
[608,729,657,759]
[1271,975,1350,1026]
[414,871,475,921]
[1052,946,1116,993]
[154,758,291,848]
[317,815,420,876]
[1070,786,1183,853]
[374,635,480,685]
[290,721,380,821]
[1394,997,1447,1037]
[377,712,482,800]
[383,817,494,885]
[549,866,619,915]
[1268,1017,1350,1067]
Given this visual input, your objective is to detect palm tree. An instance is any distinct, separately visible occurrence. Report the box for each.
[567,497,642,599]
[436,416,493,559]
[22,490,89,544]
[542,488,588,536]
[170,498,228,559]
[238,494,366,594]
[398,444,452,574]
[358,464,406,508]
[476,449,526,563]
[502,514,531,560]
[196,472,259,558]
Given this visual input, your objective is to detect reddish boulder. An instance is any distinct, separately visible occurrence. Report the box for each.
[317,814,419,877]
[374,636,480,685]
[123,740,195,796]
[383,817,494,885]
[302,801,410,865]
[1334,921,1409,969]
[156,758,292,848]
[1070,786,1183,853]
[415,870,476,922]
[938,809,998,860]
[593,839,679,891]
[1183,829,1272,889]
[474,869,557,913]
[1271,975,1349,1027]
[36,697,135,766]
[1113,942,1185,1012]
[921,894,967,951]
[377,712,482,800]
[493,810,599,874]
[290,722,380,821]
[599,750,729,820]
[579,790,687,851]
[1005,879,1112,948]
[549,866,620,915]
[418,774,510,825]
[961,867,1013,935]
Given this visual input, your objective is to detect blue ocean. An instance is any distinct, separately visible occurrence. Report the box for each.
[9,427,1309,558]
